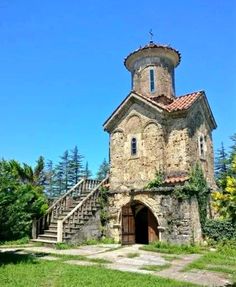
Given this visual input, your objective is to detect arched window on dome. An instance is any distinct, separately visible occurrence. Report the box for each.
[131,137,137,156]
[149,69,155,93]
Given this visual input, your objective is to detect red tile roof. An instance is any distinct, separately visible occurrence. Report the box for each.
[166,91,203,112]
[103,90,217,132]
[137,90,203,113]
[164,175,189,184]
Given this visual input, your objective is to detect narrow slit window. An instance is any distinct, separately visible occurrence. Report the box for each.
[150,69,155,93]
[131,137,137,156]
[199,135,205,157]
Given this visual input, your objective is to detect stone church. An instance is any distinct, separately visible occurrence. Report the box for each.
[103,41,217,245]
[34,41,217,246]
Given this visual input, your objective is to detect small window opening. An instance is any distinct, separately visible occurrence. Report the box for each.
[150,69,155,93]
[131,137,137,156]
[199,135,205,158]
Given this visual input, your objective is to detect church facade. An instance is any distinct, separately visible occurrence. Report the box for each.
[103,42,216,245]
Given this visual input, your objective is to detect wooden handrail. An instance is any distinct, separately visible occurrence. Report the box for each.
[45,178,85,214]
[61,176,109,224]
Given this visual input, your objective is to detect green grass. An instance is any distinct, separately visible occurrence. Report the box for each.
[140,263,171,272]
[184,245,236,282]
[55,242,76,250]
[54,238,116,250]
[0,237,30,247]
[51,253,111,264]
[0,251,198,287]
[162,254,182,261]
[126,252,140,258]
[141,241,202,254]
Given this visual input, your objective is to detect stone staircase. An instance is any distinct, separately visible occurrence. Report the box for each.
[32,177,109,244]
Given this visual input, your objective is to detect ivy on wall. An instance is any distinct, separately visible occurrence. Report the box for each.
[98,186,109,237]
[173,164,210,229]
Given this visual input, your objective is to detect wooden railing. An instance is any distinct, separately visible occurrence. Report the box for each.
[57,176,109,242]
[33,178,101,238]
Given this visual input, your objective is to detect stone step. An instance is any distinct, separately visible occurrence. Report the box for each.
[49,221,85,230]
[31,239,57,245]
[44,229,76,237]
[37,234,71,242]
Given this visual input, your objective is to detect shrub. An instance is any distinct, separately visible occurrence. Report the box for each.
[203,219,236,242]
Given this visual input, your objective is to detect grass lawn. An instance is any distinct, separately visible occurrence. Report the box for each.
[184,245,236,283]
[140,241,203,254]
[0,251,198,287]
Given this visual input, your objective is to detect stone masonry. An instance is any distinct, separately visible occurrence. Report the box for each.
[103,41,216,244]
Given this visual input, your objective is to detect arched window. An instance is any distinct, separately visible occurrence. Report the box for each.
[149,69,155,93]
[131,137,137,156]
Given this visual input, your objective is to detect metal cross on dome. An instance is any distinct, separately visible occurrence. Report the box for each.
[149,29,154,43]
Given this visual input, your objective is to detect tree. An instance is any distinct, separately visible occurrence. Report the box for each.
[0,159,48,241]
[54,150,70,195]
[213,154,236,223]
[44,160,55,197]
[83,161,92,179]
[215,142,229,188]
[34,156,46,186]
[212,133,236,224]
[215,142,228,177]
[96,159,109,180]
[69,146,84,185]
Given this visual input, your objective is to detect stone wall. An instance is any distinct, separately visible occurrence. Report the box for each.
[186,104,215,188]
[109,99,215,191]
[107,190,202,244]
[109,103,165,191]
[132,58,175,99]
[70,211,101,244]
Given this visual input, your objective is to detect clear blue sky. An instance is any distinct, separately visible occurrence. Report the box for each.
[0,0,235,175]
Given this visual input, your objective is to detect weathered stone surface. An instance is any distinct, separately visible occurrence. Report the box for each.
[107,191,202,245]
[104,42,216,245]
[70,211,101,244]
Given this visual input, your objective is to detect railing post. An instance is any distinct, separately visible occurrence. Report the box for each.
[57,220,63,243]
[32,218,37,239]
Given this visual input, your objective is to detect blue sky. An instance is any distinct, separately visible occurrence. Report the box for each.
[0,0,235,175]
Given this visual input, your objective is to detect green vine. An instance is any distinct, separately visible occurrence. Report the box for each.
[173,164,210,229]
[98,186,109,237]
[145,171,164,189]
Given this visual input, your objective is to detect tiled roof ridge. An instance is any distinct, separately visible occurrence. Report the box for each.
[166,91,203,112]
[176,90,204,99]
[132,90,204,113]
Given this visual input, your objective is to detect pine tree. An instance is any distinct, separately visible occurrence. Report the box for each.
[83,161,92,179]
[215,142,228,183]
[44,160,55,197]
[96,158,109,180]
[69,146,84,186]
[230,133,236,155]
[34,156,46,186]
[54,150,70,195]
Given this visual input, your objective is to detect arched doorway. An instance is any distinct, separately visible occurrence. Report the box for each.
[121,202,159,245]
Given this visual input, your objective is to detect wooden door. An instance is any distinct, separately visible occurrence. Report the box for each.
[122,205,135,245]
[148,209,159,242]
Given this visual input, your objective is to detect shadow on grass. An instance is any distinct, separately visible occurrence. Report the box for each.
[0,250,50,266]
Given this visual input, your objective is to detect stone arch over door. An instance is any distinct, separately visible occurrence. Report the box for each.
[121,201,159,245]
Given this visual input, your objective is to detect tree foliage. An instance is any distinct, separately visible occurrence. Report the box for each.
[212,153,236,223]
[212,133,236,226]
[0,159,48,241]
[83,161,92,179]
[96,159,109,180]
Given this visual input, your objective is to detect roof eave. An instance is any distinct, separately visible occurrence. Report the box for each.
[103,91,166,132]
